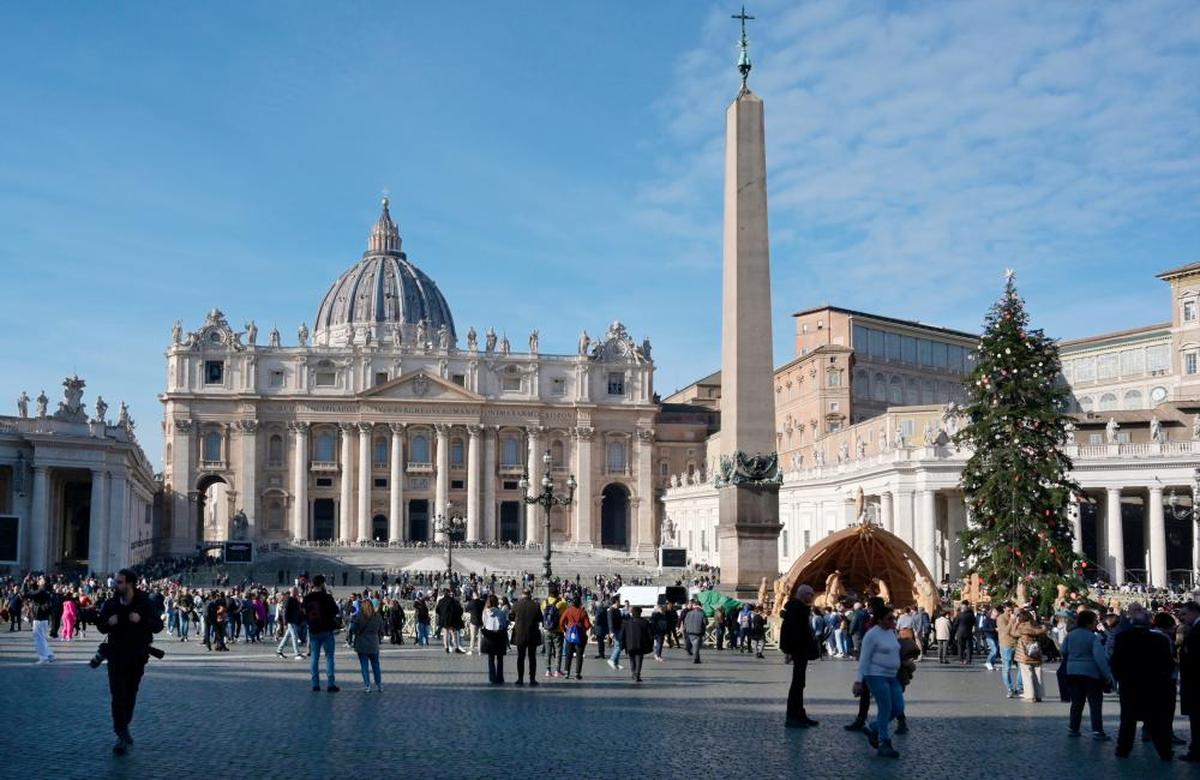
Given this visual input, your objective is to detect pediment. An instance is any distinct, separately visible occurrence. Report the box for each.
[361,371,483,402]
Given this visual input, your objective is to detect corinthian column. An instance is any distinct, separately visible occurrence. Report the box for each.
[290,422,309,540]
[466,425,482,542]
[339,423,355,543]
[573,426,594,548]
[1149,486,1166,588]
[483,426,497,541]
[357,423,373,542]
[526,425,544,544]
[434,424,450,539]
[388,423,404,542]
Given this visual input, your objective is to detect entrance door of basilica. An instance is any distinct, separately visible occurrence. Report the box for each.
[312,499,335,541]
[409,499,429,542]
[499,501,521,543]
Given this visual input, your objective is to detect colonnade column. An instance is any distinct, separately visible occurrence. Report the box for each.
[29,466,49,571]
[357,423,372,542]
[466,425,481,541]
[945,494,966,580]
[434,424,450,540]
[919,489,938,581]
[88,468,110,573]
[107,472,127,570]
[483,426,497,541]
[1148,486,1167,588]
[1105,487,1125,585]
[236,420,258,537]
[339,423,355,543]
[171,418,195,551]
[290,422,309,541]
[573,426,594,547]
[388,423,404,542]
[635,429,656,552]
[879,491,894,533]
[1068,496,1083,556]
[894,490,914,549]
[525,425,543,544]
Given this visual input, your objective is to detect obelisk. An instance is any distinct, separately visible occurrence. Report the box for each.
[717,8,782,598]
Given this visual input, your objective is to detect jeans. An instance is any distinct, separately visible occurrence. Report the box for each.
[278,623,301,656]
[688,633,703,662]
[178,614,190,639]
[32,620,53,661]
[610,638,623,666]
[864,675,905,743]
[653,634,665,659]
[938,639,949,663]
[985,637,1000,666]
[357,652,381,687]
[309,631,336,688]
[1067,674,1104,733]
[1001,646,1023,693]
[544,632,564,674]
[417,623,430,645]
[487,653,505,683]
[107,660,146,735]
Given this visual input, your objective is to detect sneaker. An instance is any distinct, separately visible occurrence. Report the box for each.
[312,685,321,692]
[375,685,383,692]
[893,720,907,735]
[844,721,865,732]
[327,685,340,693]
[276,651,285,659]
[553,671,564,678]
[1067,728,1081,737]
[877,740,900,759]
[1093,732,1111,742]
[986,663,995,671]
[545,671,552,678]
[529,679,539,687]
[865,726,879,749]
[607,659,617,670]
[293,655,303,661]
[515,680,524,686]
[1006,691,1016,699]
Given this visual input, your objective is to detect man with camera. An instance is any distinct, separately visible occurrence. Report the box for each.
[97,568,163,755]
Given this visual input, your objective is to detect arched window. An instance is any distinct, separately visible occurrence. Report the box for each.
[267,501,284,529]
[268,434,283,466]
[501,437,520,466]
[450,437,465,467]
[374,437,388,467]
[889,376,903,406]
[1077,396,1094,413]
[1122,390,1143,410]
[315,432,335,462]
[872,373,887,402]
[1099,393,1118,411]
[203,431,221,462]
[607,440,627,473]
[551,439,565,467]
[410,434,430,464]
[853,370,869,399]
[314,359,337,387]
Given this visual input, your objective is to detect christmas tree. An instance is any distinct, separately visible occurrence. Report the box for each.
[955,270,1082,606]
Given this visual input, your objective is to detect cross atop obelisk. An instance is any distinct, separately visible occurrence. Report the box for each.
[732,5,755,89]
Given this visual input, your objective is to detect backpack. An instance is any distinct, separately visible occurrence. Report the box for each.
[542,602,560,631]
[565,622,584,646]
[1025,639,1043,661]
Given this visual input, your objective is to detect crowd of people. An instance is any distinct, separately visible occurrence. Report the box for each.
[7,559,1200,765]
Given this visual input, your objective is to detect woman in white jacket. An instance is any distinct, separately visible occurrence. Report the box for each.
[855,607,903,759]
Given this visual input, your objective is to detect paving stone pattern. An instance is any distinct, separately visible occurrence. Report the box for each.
[0,629,1190,779]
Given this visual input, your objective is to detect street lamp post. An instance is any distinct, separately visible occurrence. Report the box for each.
[433,501,466,578]
[520,449,577,580]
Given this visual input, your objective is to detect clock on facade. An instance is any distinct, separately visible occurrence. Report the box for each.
[1151,386,1168,404]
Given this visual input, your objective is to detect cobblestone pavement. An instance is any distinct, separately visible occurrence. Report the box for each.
[0,628,1193,779]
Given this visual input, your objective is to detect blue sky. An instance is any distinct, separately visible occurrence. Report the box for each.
[1,1,1197,470]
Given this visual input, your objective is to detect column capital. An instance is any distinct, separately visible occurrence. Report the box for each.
[339,422,356,433]
[433,423,451,436]
[526,424,545,437]
[1148,484,1164,496]
[288,420,310,433]
[636,427,656,443]
[235,419,259,433]
[174,417,194,433]
[389,422,407,435]
[574,426,595,441]
[357,422,374,435]
[466,424,483,437]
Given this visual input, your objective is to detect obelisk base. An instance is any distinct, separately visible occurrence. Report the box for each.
[717,483,782,600]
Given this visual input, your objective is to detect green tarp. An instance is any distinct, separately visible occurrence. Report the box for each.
[695,589,743,617]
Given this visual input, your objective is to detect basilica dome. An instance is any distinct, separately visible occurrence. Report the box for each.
[313,199,456,346]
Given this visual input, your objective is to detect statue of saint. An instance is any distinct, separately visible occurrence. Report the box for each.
[392,326,402,348]
[1193,414,1200,441]
[466,326,477,351]
[94,396,108,423]
[578,330,591,356]
[438,325,449,350]
[297,322,309,347]
[171,320,183,346]
[641,336,652,361]
[500,335,511,355]
[118,401,131,428]
[853,486,865,523]
[895,424,905,448]
[245,321,258,346]
[528,329,539,354]
[485,327,497,353]
[1150,415,1163,443]
[1105,417,1119,444]
[922,421,935,445]
[16,391,29,418]
[415,319,427,347]
[856,437,867,459]
[36,390,48,417]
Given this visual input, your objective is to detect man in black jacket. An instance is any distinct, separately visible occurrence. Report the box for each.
[607,596,625,671]
[620,606,653,683]
[510,589,542,686]
[465,591,485,656]
[97,569,163,755]
[782,584,819,728]
[302,574,341,692]
[1179,601,1200,762]
[955,602,976,665]
[1111,603,1174,760]
[435,590,464,654]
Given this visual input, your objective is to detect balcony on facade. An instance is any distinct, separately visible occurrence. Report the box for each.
[406,461,434,474]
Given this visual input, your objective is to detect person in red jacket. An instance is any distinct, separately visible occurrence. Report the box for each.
[559,596,592,680]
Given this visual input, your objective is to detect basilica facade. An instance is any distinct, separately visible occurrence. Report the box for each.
[162,200,659,556]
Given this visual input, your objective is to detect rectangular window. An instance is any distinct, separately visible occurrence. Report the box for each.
[901,336,917,364]
[828,371,841,387]
[451,440,464,466]
[948,345,964,373]
[659,462,669,476]
[803,530,811,551]
[607,372,625,396]
[917,338,932,366]
[204,360,224,385]
[451,479,465,490]
[1075,357,1096,381]
[1097,354,1118,380]
[451,374,465,387]
[852,324,869,351]
[830,401,840,412]
[932,341,948,369]
[501,375,522,392]
[1187,353,1198,375]
[373,478,388,488]
[1061,360,1073,382]
[374,372,389,386]
[316,478,333,488]
[502,480,519,491]
[1116,431,1131,444]
[315,371,337,387]
[1119,349,1144,377]
[700,530,707,552]
[1147,345,1169,372]
[869,329,885,358]
[1186,300,1197,322]
[551,377,567,395]
[781,530,788,557]
[886,332,901,361]
[1089,433,1102,445]
[269,370,285,388]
